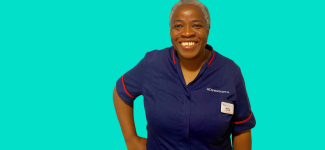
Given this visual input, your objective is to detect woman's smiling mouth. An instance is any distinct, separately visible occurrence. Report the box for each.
[179,41,198,49]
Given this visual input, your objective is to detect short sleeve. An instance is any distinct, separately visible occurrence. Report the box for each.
[232,71,256,133]
[116,54,147,104]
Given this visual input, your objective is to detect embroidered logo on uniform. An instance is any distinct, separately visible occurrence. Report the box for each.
[207,88,229,93]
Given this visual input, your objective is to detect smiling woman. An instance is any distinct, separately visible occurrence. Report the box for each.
[113,0,256,150]
[170,3,210,62]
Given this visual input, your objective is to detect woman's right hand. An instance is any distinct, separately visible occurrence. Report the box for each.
[113,87,146,150]
[125,136,147,150]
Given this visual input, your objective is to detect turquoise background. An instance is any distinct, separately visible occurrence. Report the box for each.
[1,0,324,149]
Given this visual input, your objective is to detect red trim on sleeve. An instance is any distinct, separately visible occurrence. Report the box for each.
[207,50,215,66]
[172,48,176,64]
[122,75,136,98]
[232,111,253,124]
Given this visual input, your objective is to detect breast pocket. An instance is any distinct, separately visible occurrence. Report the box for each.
[217,98,234,126]
[205,97,234,148]
[190,90,233,130]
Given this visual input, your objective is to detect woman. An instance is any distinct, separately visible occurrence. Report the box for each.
[113,0,256,150]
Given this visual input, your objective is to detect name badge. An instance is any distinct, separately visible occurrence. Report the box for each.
[221,101,234,115]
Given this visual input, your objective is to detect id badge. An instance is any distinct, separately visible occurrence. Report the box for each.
[221,101,234,115]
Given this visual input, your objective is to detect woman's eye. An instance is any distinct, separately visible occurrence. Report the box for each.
[193,24,203,28]
[174,24,182,28]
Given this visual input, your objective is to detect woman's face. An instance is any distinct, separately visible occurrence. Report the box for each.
[170,4,209,60]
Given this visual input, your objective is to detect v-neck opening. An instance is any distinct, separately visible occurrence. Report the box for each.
[172,45,215,89]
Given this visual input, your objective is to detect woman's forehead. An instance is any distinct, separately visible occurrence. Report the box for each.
[172,4,205,20]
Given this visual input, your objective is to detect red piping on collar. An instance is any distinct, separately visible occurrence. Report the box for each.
[232,111,253,124]
[122,75,136,98]
[172,48,176,64]
[207,50,215,66]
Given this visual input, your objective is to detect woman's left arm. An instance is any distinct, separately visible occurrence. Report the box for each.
[232,129,252,150]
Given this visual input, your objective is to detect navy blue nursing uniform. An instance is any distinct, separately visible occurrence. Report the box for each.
[116,44,256,150]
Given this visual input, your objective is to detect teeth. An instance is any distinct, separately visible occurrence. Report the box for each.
[181,42,196,46]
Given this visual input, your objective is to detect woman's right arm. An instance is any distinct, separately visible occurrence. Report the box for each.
[113,86,147,150]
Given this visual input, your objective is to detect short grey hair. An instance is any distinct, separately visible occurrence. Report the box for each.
[169,0,210,28]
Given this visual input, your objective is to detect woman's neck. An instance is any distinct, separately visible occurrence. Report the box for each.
[178,49,211,72]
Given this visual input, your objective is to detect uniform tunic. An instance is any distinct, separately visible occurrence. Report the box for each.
[116,44,256,150]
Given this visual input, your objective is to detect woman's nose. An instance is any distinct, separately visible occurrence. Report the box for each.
[180,26,195,38]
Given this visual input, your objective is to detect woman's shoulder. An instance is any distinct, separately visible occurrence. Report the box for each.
[215,52,241,72]
[144,46,173,63]
[212,52,244,82]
